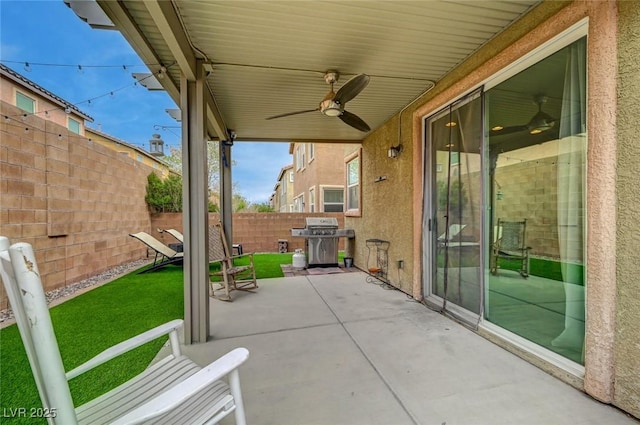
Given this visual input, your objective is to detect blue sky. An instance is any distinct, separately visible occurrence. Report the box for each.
[0,0,291,203]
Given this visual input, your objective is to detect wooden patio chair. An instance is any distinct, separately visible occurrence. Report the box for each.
[130,231,183,273]
[490,218,531,277]
[209,223,258,301]
[0,236,250,425]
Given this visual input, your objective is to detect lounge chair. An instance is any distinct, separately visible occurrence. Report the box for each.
[437,224,479,249]
[209,222,258,301]
[162,227,243,255]
[130,231,184,273]
[0,236,250,425]
[438,224,467,242]
[158,228,184,243]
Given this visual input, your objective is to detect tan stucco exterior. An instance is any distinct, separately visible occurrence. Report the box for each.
[614,0,640,417]
[347,1,639,418]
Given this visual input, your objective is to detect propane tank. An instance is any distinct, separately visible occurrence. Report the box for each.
[292,249,306,269]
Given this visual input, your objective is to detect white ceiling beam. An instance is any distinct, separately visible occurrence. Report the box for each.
[141,2,228,139]
[142,1,197,81]
[205,87,229,141]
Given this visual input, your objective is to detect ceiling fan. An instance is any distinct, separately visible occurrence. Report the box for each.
[265,70,371,132]
[491,95,556,136]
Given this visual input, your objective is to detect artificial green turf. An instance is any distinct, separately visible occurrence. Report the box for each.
[0,253,291,424]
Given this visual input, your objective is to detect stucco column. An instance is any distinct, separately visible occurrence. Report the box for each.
[181,60,210,344]
[582,1,618,403]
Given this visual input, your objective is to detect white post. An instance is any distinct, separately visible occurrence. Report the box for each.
[9,243,77,424]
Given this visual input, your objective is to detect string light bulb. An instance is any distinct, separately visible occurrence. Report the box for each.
[24,62,31,72]
[157,65,167,79]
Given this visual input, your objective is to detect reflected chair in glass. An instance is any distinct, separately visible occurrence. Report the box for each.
[490,218,531,277]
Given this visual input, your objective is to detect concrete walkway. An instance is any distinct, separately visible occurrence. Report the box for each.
[177,271,637,425]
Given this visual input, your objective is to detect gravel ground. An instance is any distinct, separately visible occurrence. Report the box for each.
[1,259,150,327]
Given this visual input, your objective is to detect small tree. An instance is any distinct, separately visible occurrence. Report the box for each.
[145,173,183,213]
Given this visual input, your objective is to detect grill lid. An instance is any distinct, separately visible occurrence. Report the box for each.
[305,217,338,228]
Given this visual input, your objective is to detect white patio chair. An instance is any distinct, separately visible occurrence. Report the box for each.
[0,236,249,425]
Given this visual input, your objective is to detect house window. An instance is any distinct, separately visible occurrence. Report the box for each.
[308,143,315,162]
[345,149,361,216]
[16,91,35,114]
[280,182,287,209]
[309,187,315,213]
[289,171,294,182]
[323,188,344,212]
[295,144,306,171]
[294,194,305,212]
[68,117,81,134]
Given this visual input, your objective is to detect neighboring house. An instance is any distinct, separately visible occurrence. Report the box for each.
[272,164,294,212]
[290,142,360,213]
[86,127,176,179]
[0,63,93,135]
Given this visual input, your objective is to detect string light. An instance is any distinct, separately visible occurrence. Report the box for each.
[1,60,178,128]
[1,59,156,69]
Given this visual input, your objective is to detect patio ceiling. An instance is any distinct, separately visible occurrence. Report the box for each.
[76,0,541,143]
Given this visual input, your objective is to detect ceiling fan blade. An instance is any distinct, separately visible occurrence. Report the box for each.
[339,110,371,132]
[490,125,528,136]
[335,74,370,105]
[266,108,319,120]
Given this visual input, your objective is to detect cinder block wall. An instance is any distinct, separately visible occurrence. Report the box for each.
[151,212,346,253]
[1,102,154,309]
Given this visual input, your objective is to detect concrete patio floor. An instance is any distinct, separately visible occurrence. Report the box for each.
[174,271,637,425]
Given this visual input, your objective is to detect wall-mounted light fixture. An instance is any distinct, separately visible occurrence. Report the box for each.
[388,144,403,159]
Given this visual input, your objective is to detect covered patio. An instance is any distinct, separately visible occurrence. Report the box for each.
[163,272,635,425]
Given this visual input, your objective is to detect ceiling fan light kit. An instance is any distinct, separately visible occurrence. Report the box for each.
[491,94,557,136]
[265,70,371,131]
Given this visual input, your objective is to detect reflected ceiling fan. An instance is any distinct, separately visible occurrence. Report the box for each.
[265,70,371,132]
[491,95,557,136]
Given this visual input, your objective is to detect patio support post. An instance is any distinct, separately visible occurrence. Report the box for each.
[181,60,210,344]
[220,139,233,252]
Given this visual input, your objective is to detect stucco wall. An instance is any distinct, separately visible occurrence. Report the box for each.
[614,1,640,418]
[1,101,154,310]
[346,117,415,293]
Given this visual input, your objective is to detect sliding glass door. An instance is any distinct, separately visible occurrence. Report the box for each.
[485,37,587,364]
[424,90,483,319]
[423,34,587,365]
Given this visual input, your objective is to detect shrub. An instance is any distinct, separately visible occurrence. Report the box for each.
[145,173,183,212]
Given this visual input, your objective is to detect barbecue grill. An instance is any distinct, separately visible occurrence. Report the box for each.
[291,217,355,267]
